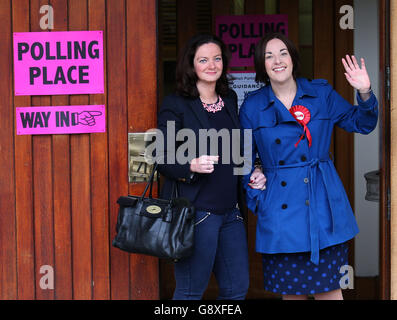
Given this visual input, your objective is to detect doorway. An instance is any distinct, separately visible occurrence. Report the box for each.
[157,0,386,300]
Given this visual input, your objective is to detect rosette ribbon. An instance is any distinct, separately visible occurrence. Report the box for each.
[289,105,312,148]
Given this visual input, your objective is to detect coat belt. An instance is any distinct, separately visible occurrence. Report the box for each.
[264,158,335,265]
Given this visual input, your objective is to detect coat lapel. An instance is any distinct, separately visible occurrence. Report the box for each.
[274,78,320,123]
[265,84,298,124]
[188,98,211,129]
[222,94,241,129]
[274,100,297,123]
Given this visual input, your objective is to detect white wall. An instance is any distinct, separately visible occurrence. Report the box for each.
[353,0,380,277]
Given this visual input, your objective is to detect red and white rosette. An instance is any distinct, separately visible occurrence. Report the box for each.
[289,105,312,148]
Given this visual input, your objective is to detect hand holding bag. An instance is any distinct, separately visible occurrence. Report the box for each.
[112,164,195,260]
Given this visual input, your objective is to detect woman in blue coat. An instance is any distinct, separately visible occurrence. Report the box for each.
[239,32,378,300]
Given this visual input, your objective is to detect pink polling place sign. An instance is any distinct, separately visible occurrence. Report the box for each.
[215,15,288,67]
[16,105,106,135]
[13,31,104,96]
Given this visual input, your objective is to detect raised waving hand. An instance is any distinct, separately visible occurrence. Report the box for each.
[342,55,371,93]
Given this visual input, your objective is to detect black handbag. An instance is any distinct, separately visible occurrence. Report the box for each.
[112,164,195,260]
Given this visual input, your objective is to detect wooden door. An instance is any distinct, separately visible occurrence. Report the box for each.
[379,0,391,300]
[390,0,397,301]
[0,0,158,300]
[158,0,357,299]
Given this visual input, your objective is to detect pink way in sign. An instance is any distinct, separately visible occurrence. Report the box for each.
[13,31,104,96]
[16,105,106,135]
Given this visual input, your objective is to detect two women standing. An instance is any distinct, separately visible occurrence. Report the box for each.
[157,32,378,300]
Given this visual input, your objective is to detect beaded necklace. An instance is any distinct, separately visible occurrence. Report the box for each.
[201,96,224,113]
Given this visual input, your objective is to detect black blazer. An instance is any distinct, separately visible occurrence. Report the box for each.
[156,89,247,215]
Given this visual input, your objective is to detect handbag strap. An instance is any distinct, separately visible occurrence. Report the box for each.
[140,163,158,200]
[170,179,179,199]
[140,163,181,200]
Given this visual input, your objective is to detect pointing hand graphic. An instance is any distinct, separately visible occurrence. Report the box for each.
[76,111,102,126]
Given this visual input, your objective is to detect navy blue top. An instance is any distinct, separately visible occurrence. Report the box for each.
[193,105,238,213]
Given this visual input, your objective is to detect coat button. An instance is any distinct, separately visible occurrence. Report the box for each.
[303,178,309,184]
[301,155,307,162]
[275,138,281,144]
[281,181,287,187]
[279,160,285,165]
[282,204,288,209]
[305,200,310,206]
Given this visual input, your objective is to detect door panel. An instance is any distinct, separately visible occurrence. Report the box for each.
[0,0,158,300]
[379,0,391,300]
[158,0,357,299]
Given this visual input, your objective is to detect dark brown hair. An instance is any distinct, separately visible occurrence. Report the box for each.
[175,33,231,98]
[254,32,301,84]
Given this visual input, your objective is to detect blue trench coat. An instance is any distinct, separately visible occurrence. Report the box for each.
[239,77,378,265]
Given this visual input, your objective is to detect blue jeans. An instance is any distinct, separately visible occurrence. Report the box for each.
[173,208,249,300]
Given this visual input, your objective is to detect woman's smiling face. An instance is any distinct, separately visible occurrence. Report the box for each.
[264,38,294,85]
[193,42,223,85]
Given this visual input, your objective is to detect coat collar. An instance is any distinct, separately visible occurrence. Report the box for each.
[260,78,318,111]
[297,78,318,98]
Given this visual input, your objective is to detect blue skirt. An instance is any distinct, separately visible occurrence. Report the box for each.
[261,242,349,295]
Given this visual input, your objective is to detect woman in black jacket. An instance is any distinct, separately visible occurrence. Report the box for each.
[157,34,265,300]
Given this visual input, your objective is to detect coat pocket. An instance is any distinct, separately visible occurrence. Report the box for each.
[255,172,275,214]
[312,116,331,122]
